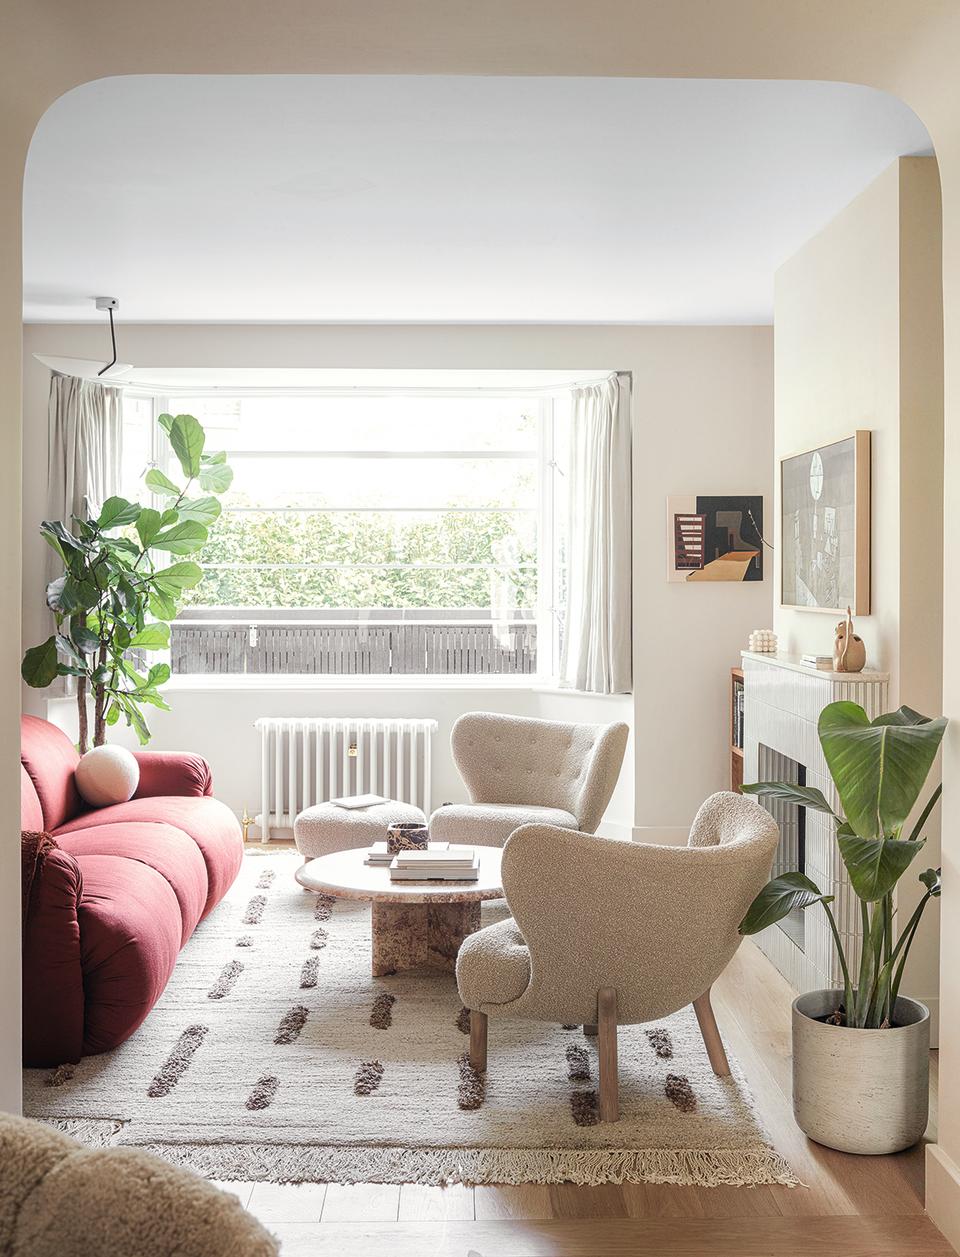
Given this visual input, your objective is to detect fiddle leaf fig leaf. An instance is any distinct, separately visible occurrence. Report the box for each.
[129,622,171,650]
[98,496,141,530]
[21,637,60,688]
[198,462,233,494]
[167,414,205,479]
[152,521,208,554]
[145,468,181,498]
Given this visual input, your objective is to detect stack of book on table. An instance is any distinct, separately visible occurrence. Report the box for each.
[388,846,479,882]
[800,653,834,670]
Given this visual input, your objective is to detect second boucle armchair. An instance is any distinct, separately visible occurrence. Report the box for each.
[428,711,629,847]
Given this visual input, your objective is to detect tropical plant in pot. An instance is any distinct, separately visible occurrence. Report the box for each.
[739,700,945,1154]
[21,413,231,752]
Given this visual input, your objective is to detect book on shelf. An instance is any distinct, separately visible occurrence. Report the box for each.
[800,654,834,670]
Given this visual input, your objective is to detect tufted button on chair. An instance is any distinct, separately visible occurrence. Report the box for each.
[428,712,629,848]
[456,792,779,1121]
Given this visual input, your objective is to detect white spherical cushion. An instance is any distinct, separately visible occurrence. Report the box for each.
[75,745,140,807]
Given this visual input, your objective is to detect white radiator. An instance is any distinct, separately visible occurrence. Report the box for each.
[255,716,438,838]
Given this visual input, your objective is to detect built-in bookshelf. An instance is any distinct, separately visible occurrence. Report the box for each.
[730,666,744,792]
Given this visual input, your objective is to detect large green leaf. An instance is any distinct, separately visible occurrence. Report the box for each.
[98,496,141,530]
[739,872,834,935]
[46,574,99,615]
[144,468,182,498]
[177,495,222,525]
[152,561,203,593]
[40,520,87,558]
[818,701,946,839]
[129,622,171,650]
[198,462,233,494]
[136,508,163,549]
[21,637,59,688]
[167,414,206,479]
[740,781,838,816]
[151,520,208,554]
[837,832,925,901]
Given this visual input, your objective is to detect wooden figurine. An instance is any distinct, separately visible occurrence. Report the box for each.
[833,606,866,673]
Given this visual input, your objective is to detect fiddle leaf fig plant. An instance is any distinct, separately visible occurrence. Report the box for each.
[22,413,232,752]
[739,700,946,1029]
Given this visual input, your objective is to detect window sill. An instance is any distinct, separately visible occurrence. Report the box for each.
[161,673,552,693]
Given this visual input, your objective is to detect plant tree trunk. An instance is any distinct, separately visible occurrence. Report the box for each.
[93,681,106,747]
[76,675,89,755]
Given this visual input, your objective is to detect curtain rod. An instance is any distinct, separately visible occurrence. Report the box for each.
[117,372,628,399]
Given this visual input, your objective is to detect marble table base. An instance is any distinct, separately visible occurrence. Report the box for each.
[371,899,482,976]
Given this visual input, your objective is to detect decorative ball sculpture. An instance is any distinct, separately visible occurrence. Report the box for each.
[748,628,778,653]
[833,606,867,673]
[75,744,140,807]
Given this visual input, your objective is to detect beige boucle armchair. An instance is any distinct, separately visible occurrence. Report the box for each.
[456,791,779,1121]
[429,712,629,847]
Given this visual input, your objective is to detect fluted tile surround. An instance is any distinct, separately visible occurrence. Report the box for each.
[741,652,889,993]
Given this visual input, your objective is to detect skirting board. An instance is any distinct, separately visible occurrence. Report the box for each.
[926,1143,960,1254]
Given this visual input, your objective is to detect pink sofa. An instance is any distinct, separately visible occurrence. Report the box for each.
[21,715,243,1066]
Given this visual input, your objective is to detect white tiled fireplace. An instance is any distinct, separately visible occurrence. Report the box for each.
[741,651,889,993]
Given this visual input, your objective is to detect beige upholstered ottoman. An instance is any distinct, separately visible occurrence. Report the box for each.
[294,798,427,859]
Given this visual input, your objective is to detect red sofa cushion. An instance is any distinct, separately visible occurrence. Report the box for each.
[57,822,208,946]
[73,853,182,1055]
[22,842,85,1068]
[56,795,243,918]
[132,750,212,798]
[21,765,44,832]
[21,714,81,831]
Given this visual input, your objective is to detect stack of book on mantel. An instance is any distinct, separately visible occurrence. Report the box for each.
[800,654,834,670]
[388,846,479,882]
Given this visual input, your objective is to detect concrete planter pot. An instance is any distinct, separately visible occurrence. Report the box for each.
[792,989,930,1155]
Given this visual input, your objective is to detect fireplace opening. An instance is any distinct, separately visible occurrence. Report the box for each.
[757,744,807,951]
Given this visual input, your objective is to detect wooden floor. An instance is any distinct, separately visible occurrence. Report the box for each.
[217,938,950,1255]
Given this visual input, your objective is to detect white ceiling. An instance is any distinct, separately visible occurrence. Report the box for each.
[22,76,932,325]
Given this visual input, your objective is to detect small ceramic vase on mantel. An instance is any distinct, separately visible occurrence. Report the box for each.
[833,606,866,673]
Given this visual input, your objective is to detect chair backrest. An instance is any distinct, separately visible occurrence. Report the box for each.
[500,791,780,1025]
[450,711,628,831]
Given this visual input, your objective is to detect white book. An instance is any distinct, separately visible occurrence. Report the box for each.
[389,866,479,881]
[393,847,475,864]
[331,793,388,810]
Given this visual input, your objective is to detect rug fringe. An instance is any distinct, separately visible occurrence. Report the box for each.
[46,1118,124,1147]
[123,1141,803,1188]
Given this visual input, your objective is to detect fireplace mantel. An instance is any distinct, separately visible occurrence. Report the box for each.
[741,651,889,994]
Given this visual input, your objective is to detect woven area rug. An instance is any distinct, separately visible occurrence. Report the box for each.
[23,850,799,1188]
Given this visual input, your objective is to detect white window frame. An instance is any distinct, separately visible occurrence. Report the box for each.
[122,386,566,684]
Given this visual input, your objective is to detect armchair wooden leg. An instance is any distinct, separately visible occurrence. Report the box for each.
[597,987,619,1123]
[692,987,730,1077]
[470,1010,488,1072]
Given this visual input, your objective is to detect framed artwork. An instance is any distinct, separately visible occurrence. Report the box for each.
[780,430,871,614]
[666,494,765,582]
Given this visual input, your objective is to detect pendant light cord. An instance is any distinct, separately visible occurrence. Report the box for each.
[97,305,118,377]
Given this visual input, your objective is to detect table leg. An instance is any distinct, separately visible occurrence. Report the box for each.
[425,901,482,970]
[370,900,482,975]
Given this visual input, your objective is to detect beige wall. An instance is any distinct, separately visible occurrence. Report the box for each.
[5,5,960,1245]
[21,321,773,840]
[773,155,944,1022]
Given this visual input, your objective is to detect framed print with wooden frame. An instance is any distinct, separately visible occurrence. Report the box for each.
[780,430,871,614]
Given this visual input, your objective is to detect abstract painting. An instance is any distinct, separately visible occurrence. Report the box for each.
[780,431,871,613]
[666,495,765,582]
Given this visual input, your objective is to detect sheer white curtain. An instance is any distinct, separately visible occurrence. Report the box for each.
[559,372,632,694]
[47,372,123,536]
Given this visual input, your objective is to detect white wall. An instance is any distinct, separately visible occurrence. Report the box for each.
[773,156,944,1020]
[22,322,773,839]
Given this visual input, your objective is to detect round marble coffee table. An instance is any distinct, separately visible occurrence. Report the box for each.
[296,846,504,977]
